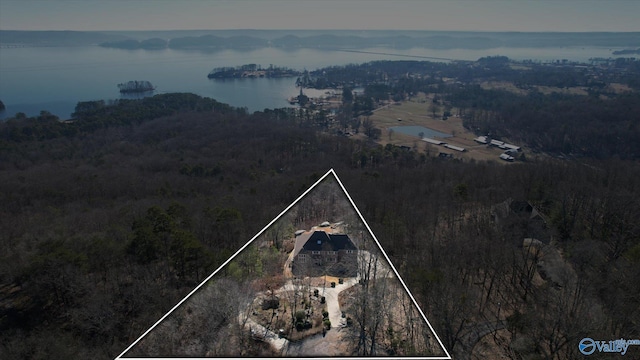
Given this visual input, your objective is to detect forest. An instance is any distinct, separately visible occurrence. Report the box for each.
[0,83,638,359]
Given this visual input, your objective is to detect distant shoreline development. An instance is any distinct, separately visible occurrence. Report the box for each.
[333,48,457,62]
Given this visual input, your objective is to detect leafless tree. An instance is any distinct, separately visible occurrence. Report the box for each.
[126,277,257,357]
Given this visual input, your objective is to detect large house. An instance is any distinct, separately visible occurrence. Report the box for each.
[291,230,358,277]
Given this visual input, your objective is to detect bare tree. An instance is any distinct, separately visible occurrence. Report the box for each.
[362,118,376,139]
[126,277,257,357]
[346,234,396,356]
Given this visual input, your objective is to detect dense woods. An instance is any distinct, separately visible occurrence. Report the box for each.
[0,93,240,142]
[0,81,638,359]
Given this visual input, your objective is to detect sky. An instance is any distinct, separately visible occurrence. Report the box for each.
[1,0,639,32]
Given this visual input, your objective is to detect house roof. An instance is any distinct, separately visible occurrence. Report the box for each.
[293,231,356,257]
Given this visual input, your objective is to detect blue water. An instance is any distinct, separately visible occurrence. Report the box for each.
[390,126,452,139]
[0,45,621,119]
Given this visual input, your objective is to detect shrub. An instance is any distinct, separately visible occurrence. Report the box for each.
[331,282,336,288]
[320,296,326,304]
[322,310,329,319]
[313,317,322,328]
[338,278,343,284]
[295,310,306,322]
[323,319,331,329]
[313,289,319,296]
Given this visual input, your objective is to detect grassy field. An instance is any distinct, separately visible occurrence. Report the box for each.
[479,80,590,96]
[366,93,516,162]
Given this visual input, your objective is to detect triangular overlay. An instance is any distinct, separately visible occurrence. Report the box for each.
[118,169,451,359]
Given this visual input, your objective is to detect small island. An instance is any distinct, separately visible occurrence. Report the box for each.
[208,64,300,79]
[118,80,155,93]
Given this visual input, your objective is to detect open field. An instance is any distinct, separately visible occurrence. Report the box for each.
[480,80,595,96]
[366,93,521,163]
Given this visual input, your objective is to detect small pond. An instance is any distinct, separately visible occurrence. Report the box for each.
[389,126,452,139]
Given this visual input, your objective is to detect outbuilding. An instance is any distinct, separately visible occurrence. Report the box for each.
[422,138,446,145]
[500,153,515,162]
[444,144,466,152]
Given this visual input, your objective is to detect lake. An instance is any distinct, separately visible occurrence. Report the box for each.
[0,45,622,119]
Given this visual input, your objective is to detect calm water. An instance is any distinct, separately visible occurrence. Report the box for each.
[0,45,620,119]
[390,126,452,139]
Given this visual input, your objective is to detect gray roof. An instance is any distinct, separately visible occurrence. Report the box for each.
[293,231,356,257]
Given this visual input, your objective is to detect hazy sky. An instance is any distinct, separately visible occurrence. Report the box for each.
[1,0,639,32]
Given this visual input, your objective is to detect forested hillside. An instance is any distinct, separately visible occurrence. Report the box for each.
[0,94,639,359]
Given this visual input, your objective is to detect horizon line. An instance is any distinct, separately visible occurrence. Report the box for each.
[2,28,640,34]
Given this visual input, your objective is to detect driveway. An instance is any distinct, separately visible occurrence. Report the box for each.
[240,249,394,355]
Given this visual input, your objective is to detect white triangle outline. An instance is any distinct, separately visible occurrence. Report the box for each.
[116,168,451,359]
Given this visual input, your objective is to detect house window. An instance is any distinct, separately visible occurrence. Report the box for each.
[312,251,320,254]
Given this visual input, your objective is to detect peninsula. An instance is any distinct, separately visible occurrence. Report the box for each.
[208,64,300,79]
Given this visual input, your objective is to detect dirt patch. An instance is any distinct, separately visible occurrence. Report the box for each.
[535,85,588,96]
[308,275,341,287]
[285,328,356,356]
[607,82,635,94]
[250,287,329,342]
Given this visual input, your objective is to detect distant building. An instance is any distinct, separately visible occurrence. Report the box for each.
[490,139,505,147]
[423,138,446,145]
[444,144,466,152]
[500,153,515,161]
[502,143,521,152]
[491,198,550,243]
[292,231,358,277]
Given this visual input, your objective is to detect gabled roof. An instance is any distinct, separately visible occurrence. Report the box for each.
[293,231,356,257]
